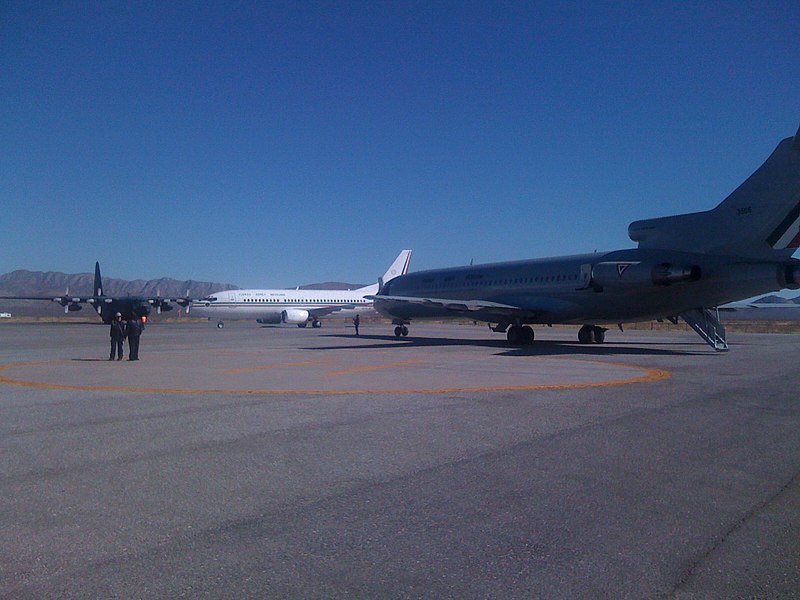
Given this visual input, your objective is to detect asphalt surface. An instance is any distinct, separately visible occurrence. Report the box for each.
[1,321,799,599]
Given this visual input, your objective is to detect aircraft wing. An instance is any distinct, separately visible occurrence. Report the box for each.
[368,293,590,325]
[718,300,800,311]
[0,294,98,305]
[306,304,362,318]
[0,294,193,312]
[370,294,517,312]
[368,294,551,320]
[147,296,193,309]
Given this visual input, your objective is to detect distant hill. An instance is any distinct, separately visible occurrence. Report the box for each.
[750,294,800,305]
[298,281,368,290]
[722,293,800,321]
[0,268,238,298]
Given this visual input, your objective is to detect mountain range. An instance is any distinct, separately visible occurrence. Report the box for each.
[0,269,239,299]
[0,268,367,296]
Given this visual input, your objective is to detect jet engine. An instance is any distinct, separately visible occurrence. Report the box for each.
[281,309,310,324]
[651,263,702,286]
[785,262,800,289]
[592,261,702,289]
[256,315,282,324]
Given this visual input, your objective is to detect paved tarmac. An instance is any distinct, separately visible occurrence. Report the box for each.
[1,321,799,598]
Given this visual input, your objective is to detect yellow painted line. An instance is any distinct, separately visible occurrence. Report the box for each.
[326,359,422,377]
[0,360,670,395]
[225,358,335,374]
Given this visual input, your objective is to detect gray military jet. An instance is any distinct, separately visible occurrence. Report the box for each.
[371,125,800,351]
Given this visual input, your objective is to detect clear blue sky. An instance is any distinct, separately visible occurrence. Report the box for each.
[2,1,798,288]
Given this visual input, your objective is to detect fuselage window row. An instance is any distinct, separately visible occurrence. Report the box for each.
[408,271,581,292]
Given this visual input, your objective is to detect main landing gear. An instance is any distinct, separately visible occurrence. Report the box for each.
[299,319,323,328]
[391,319,410,337]
[506,325,535,346]
[578,325,606,344]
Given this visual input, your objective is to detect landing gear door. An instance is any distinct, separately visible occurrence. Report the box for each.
[577,263,592,289]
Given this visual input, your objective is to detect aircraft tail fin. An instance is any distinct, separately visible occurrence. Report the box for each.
[380,249,412,282]
[94,262,103,296]
[629,124,800,258]
[356,250,412,294]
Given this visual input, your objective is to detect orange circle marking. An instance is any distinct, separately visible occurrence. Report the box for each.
[0,359,671,396]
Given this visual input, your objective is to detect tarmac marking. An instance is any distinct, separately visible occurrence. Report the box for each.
[0,360,671,395]
[225,358,336,374]
[326,359,422,376]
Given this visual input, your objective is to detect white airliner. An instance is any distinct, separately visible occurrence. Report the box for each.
[191,250,411,328]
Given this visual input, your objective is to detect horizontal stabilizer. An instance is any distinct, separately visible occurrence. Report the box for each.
[629,126,800,259]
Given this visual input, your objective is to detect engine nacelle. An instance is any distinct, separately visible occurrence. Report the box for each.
[281,309,309,324]
[256,315,282,325]
[67,303,83,312]
[592,261,701,289]
[651,263,702,286]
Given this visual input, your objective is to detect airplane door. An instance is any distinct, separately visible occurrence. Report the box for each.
[578,264,592,289]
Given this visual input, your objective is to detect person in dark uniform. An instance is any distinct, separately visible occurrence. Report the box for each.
[109,312,125,360]
[353,313,360,336]
[126,313,144,361]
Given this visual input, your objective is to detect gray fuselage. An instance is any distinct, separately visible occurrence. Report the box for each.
[375,248,798,326]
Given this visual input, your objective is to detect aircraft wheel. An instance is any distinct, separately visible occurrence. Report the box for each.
[578,325,593,344]
[401,326,409,336]
[217,322,224,329]
[312,320,322,328]
[520,325,535,345]
[394,326,403,338]
[507,326,521,345]
[592,327,606,343]
[297,322,307,328]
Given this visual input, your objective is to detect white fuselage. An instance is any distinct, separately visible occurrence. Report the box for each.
[190,286,377,324]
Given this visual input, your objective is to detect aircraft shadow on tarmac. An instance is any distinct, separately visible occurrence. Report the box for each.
[308,334,710,357]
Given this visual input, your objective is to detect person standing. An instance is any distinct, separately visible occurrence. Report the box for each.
[109,312,125,360]
[126,313,144,361]
[353,313,360,336]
